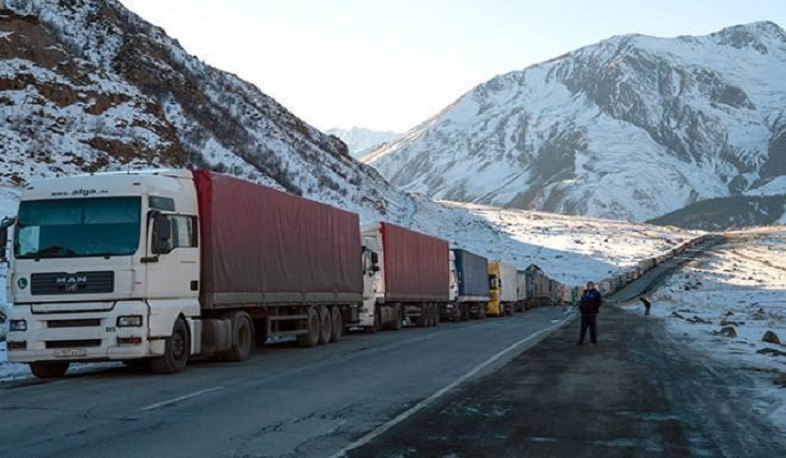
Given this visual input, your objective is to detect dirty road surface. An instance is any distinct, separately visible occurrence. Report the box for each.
[0,307,570,457]
[350,242,786,457]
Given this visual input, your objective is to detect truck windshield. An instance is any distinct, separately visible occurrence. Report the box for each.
[14,197,142,259]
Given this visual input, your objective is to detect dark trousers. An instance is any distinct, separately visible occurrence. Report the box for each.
[579,313,597,343]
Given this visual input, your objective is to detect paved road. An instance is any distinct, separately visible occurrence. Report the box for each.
[0,306,570,457]
[349,239,786,457]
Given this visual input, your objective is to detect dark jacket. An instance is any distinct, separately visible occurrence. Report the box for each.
[579,289,602,314]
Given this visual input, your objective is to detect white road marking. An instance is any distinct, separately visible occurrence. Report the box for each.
[140,386,225,412]
[330,313,576,457]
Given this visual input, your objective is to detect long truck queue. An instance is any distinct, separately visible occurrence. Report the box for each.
[2,169,707,378]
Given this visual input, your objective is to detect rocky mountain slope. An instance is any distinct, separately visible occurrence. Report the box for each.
[1,0,409,220]
[326,127,402,159]
[365,22,786,223]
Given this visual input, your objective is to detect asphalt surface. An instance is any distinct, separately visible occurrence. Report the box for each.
[0,305,571,457]
[349,240,786,457]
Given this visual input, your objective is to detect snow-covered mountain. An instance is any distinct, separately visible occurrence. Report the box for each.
[326,127,402,159]
[365,22,786,222]
[0,0,411,221]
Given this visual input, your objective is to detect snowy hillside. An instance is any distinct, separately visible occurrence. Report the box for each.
[0,0,417,221]
[366,22,786,223]
[326,127,402,159]
[623,230,786,431]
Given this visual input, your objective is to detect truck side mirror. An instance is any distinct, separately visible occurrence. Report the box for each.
[152,213,172,254]
[0,216,16,262]
[370,252,379,265]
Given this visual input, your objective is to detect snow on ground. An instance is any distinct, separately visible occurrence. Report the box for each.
[430,200,699,286]
[622,229,786,433]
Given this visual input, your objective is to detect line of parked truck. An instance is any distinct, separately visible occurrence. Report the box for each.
[1,169,707,378]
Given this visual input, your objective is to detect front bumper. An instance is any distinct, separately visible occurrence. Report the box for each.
[6,301,165,363]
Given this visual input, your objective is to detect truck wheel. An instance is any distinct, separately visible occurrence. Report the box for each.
[318,306,332,345]
[150,317,189,374]
[224,312,253,362]
[298,306,320,347]
[430,304,439,327]
[462,304,470,321]
[391,304,403,331]
[29,362,69,379]
[330,307,343,342]
[480,306,487,320]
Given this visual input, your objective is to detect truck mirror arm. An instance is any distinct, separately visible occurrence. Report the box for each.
[0,216,16,263]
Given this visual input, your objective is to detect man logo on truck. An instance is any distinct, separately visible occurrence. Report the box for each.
[56,275,88,292]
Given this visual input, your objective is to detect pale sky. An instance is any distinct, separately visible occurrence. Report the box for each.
[122,0,786,133]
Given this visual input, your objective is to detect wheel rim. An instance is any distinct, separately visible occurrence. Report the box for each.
[172,329,185,360]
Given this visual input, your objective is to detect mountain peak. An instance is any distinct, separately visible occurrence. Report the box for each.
[709,20,786,52]
[365,22,786,223]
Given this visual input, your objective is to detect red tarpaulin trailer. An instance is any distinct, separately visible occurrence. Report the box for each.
[193,170,363,309]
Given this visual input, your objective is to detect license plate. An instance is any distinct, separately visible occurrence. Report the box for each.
[54,348,87,358]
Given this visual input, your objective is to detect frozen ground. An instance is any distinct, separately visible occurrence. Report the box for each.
[433,200,699,286]
[622,229,786,433]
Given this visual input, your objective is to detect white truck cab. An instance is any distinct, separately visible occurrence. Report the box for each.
[4,170,201,377]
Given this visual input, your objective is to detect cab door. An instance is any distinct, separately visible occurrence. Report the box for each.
[145,212,200,300]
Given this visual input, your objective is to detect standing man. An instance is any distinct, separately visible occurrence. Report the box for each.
[577,281,602,345]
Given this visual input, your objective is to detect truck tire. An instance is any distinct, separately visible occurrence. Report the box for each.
[150,317,189,374]
[430,304,439,327]
[318,306,332,345]
[29,362,69,379]
[391,304,403,331]
[298,306,320,347]
[224,312,253,362]
[461,304,470,321]
[330,307,343,342]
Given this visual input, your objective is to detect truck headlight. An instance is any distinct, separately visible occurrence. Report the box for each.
[117,315,143,327]
[9,319,27,332]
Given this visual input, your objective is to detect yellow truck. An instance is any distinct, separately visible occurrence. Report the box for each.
[487,260,517,316]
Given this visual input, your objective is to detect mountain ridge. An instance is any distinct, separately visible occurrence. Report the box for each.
[365,21,786,223]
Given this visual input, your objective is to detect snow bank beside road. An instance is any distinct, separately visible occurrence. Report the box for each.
[624,229,786,432]
[435,201,698,286]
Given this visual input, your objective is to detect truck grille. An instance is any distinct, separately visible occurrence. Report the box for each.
[45,339,101,349]
[47,319,101,328]
[31,271,114,295]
